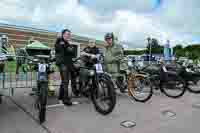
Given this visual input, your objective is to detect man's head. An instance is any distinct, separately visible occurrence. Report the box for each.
[88,39,96,48]
[104,32,114,46]
[167,40,170,44]
[62,29,71,41]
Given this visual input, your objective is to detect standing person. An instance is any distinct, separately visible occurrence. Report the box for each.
[55,29,76,106]
[164,40,173,63]
[15,48,28,75]
[103,32,128,93]
[0,36,7,73]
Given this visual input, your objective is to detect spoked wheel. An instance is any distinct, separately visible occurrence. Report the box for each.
[37,82,48,124]
[91,77,116,115]
[128,74,153,103]
[187,79,200,93]
[161,77,186,98]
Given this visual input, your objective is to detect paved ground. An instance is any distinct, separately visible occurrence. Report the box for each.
[0,97,47,133]
[1,87,200,133]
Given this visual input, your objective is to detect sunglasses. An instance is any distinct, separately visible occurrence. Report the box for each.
[105,38,112,40]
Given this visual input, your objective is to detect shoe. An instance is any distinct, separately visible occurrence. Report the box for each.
[58,96,63,100]
[72,89,80,97]
[62,99,72,106]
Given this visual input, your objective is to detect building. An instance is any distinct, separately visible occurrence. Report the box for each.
[0,23,105,50]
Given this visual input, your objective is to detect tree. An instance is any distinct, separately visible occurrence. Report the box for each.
[146,38,163,54]
[173,44,183,51]
[173,44,184,57]
[184,45,200,60]
[173,44,200,60]
[124,50,145,55]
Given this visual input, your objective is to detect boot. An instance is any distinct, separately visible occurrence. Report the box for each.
[63,92,72,106]
[62,98,72,106]
[116,77,126,93]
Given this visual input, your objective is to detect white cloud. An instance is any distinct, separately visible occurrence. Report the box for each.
[0,0,199,48]
[80,0,159,13]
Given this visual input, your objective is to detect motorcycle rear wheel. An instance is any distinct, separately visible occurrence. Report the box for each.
[161,76,186,98]
[128,75,153,103]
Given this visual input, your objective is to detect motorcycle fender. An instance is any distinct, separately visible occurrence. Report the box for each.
[134,74,146,78]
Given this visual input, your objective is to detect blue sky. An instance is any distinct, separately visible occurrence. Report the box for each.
[0,0,199,48]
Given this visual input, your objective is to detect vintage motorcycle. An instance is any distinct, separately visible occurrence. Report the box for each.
[27,55,54,123]
[139,62,186,98]
[175,62,200,93]
[71,54,116,115]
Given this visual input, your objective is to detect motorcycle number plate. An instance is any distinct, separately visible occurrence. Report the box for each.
[38,64,46,72]
[162,66,168,72]
[95,63,103,73]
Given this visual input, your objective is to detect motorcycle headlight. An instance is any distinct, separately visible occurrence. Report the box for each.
[89,70,95,76]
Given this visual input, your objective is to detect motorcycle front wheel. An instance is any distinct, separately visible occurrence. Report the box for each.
[37,81,48,124]
[186,73,200,93]
[91,77,116,115]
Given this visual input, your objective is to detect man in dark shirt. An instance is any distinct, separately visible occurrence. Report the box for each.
[55,29,77,106]
[82,39,99,56]
[80,40,100,65]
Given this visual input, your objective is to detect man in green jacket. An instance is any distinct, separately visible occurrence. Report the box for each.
[103,33,128,93]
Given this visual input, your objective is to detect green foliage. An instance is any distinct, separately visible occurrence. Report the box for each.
[124,50,145,55]
[146,38,164,54]
[173,44,184,57]
[173,44,200,60]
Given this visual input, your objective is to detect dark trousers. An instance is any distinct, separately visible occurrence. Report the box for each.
[59,64,76,100]
[0,63,5,73]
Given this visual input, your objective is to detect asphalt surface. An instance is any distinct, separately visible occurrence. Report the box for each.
[0,97,47,133]
[1,87,200,133]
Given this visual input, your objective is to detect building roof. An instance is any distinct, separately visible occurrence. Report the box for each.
[0,23,105,45]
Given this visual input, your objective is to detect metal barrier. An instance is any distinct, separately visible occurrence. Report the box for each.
[0,59,61,96]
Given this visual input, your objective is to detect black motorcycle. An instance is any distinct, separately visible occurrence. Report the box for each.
[28,55,54,124]
[139,63,186,98]
[177,63,200,93]
[72,55,116,115]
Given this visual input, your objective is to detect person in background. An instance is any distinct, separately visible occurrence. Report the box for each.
[7,43,16,61]
[55,29,77,106]
[164,40,173,64]
[0,37,7,74]
[28,37,35,44]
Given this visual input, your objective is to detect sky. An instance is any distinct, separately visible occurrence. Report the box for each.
[0,0,200,48]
